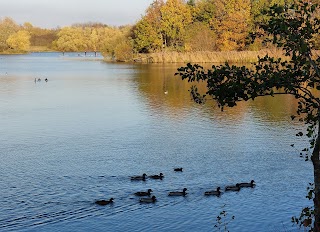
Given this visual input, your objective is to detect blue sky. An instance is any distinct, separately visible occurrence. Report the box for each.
[1,0,154,28]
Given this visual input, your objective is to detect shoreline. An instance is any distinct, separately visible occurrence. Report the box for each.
[3,50,319,64]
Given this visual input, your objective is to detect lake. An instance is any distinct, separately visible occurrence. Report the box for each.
[0,52,313,231]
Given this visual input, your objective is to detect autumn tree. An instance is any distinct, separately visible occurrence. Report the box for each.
[89,28,99,52]
[133,17,163,52]
[133,0,165,52]
[214,0,252,51]
[23,22,57,49]
[192,0,216,28]
[177,1,320,230]
[55,27,83,51]
[6,30,31,51]
[160,0,193,48]
[95,25,134,61]
[249,0,295,50]
[55,26,100,52]
[0,17,19,52]
[184,22,216,51]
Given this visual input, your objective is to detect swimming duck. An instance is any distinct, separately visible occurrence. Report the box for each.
[149,173,164,179]
[134,189,153,196]
[174,168,183,172]
[204,187,221,196]
[131,173,147,181]
[225,184,240,191]
[168,188,187,196]
[139,196,156,203]
[95,198,114,206]
[238,180,255,188]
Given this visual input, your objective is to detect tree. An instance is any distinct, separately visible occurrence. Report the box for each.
[23,23,57,49]
[6,30,31,51]
[187,0,196,6]
[55,27,85,51]
[192,0,216,28]
[213,0,252,51]
[184,22,217,51]
[133,16,163,52]
[113,39,133,62]
[160,0,193,48]
[89,28,99,52]
[177,1,320,230]
[133,0,165,52]
[0,17,19,52]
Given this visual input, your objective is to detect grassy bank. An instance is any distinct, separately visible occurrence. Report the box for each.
[27,46,55,52]
[133,50,320,63]
[0,46,55,55]
[0,50,28,55]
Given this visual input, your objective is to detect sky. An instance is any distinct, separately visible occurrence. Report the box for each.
[0,0,155,28]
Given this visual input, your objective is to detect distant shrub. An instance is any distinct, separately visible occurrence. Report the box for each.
[114,40,133,62]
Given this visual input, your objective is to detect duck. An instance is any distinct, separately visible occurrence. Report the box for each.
[134,189,153,196]
[238,180,255,188]
[225,184,240,191]
[139,196,156,203]
[95,198,114,206]
[168,188,187,196]
[131,173,147,181]
[149,173,164,179]
[174,168,183,172]
[204,187,221,196]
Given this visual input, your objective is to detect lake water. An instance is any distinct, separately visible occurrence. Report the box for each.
[0,52,314,231]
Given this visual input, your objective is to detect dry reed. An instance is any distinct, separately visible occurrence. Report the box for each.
[133,49,296,64]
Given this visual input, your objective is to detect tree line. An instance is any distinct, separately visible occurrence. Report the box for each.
[1,0,320,60]
[0,17,130,59]
[132,0,320,53]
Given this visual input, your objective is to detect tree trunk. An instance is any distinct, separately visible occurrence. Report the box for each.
[312,123,320,232]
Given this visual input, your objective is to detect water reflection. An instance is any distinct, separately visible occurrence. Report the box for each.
[0,53,312,232]
[134,63,299,125]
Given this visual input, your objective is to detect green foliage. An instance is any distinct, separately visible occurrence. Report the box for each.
[192,0,216,27]
[187,0,196,6]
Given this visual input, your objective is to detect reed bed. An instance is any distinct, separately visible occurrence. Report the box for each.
[28,46,54,52]
[133,49,305,64]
